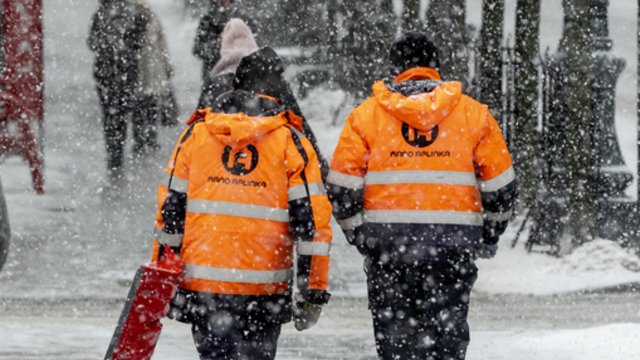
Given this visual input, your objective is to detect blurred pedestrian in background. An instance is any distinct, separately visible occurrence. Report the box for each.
[135,0,179,154]
[193,0,235,82]
[88,0,147,183]
[89,0,178,185]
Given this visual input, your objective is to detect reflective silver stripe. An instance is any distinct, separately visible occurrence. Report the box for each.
[188,200,289,222]
[366,170,477,186]
[297,242,331,256]
[338,213,364,231]
[485,210,513,222]
[288,182,326,201]
[327,170,365,190]
[184,264,292,284]
[153,229,183,247]
[364,210,483,226]
[479,166,516,193]
[166,175,188,193]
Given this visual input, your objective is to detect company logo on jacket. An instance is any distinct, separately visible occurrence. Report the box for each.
[222,144,259,176]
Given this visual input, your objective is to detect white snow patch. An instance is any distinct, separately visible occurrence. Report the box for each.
[476,227,640,296]
[561,239,640,273]
[468,324,640,360]
[0,316,638,360]
[298,86,348,158]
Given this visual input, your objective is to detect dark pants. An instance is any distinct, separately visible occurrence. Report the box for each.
[365,254,478,360]
[97,85,132,175]
[97,86,158,178]
[132,94,159,155]
[191,310,282,360]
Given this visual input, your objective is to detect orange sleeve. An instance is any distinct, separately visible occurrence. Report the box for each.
[474,110,514,183]
[473,109,518,244]
[329,111,370,179]
[287,130,333,301]
[151,126,195,260]
[327,110,369,243]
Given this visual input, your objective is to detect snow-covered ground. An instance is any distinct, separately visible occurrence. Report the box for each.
[2,0,639,300]
[1,0,640,358]
[2,318,639,360]
[2,292,640,359]
[476,232,640,296]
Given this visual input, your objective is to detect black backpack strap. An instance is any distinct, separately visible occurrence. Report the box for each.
[158,121,200,261]
[167,121,200,190]
[286,126,311,200]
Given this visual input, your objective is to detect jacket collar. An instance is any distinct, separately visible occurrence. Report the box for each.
[394,67,442,83]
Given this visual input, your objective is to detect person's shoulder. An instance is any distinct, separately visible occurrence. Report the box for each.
[349,96,381,123]
[457,93,491,128]
[459,93,485,107]
[352,95,377,112]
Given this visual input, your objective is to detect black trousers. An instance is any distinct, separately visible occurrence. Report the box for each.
[365,254,478,360]
[132,94,159,155]
[191,310,282,360]
[97,86,158,175]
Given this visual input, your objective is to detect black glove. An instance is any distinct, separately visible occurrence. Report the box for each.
[161,190,187,234]
[293,293,323,331]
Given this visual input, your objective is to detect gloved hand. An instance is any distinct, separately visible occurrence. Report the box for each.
[162,190,187,233]
[293,293,323,331]
[477,244,498,259]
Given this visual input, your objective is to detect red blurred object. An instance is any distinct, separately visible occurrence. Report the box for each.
[105,246,183,360]
[0,0,45,194]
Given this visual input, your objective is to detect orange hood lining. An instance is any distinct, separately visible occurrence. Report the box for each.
[394,67,442,83]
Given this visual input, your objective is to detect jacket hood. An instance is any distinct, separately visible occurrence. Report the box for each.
[373,67,462,131]
[211,18,259,76]
[205,110,287,149]
[188,91,303,149]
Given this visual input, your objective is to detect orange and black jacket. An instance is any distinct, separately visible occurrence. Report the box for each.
[327,67,517,253]
[152,92,332,305]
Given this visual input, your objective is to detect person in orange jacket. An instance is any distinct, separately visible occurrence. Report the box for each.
[151,87,332,359]
[327,32,517,360]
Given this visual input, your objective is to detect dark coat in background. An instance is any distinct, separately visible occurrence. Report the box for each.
[193,3,235,81]
[88,0,149,177]
[88,0,146,104]
[124,0,180,158]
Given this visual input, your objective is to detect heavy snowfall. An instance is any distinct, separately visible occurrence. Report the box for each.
[1,0,640,359]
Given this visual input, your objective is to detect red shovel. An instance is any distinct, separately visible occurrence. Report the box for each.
[105,245,183,360]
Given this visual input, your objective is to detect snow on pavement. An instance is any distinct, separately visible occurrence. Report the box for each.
[1,315,638,360]
[475,233,640,296]
[2,0,640,303]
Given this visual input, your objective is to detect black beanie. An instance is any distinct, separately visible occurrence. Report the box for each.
[389,31,440,71]
[233,46,285,92]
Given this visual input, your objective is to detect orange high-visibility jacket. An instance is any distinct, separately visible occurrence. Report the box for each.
[152,105,332,302]
[328,67,517,250]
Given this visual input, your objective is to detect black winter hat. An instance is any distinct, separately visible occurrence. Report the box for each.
[389,31,440,71]
[233,46,285,93]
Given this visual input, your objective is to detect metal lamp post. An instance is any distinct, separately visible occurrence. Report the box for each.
[589,0,638,242]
